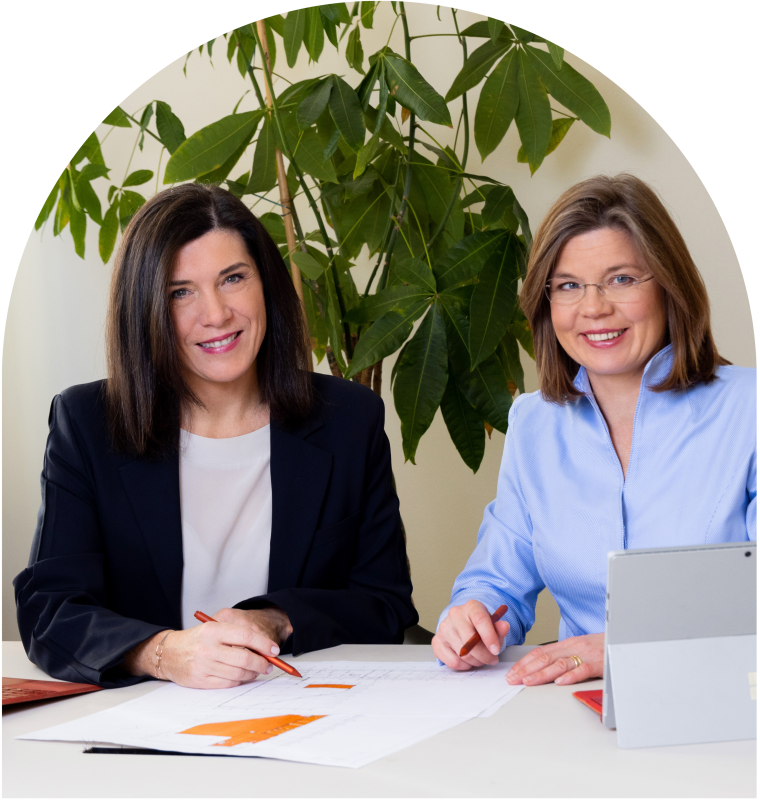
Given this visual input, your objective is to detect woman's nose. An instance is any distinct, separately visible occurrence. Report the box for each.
[578,284,613,315]
[198,291,231,326]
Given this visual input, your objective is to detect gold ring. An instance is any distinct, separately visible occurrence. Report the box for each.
[570,655,583,669]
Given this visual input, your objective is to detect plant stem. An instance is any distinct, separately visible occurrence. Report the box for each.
[425,9,468,252]
[251,24,353,361]
[378,2,416,292]
[236,30,267,108]
[124,111,163,145]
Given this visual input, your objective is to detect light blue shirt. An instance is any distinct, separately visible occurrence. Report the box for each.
[439,345,757,645]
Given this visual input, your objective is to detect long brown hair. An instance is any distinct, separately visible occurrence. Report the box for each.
[106,184,311,458]
[520,174,729,403]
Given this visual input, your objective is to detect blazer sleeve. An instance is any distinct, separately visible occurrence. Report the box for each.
[235,399,419,654]
[13,394,166,687]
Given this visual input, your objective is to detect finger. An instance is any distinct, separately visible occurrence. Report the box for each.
[223,643,274,676]
[521,656,579,686]
[506,646,555,683]
[433,636,474,671]
[218,623,280,657]
[461,639,499,666]
[555,661,595,686]
[211,662,263,684]
[450,606,496,657]
[466,605,502,656]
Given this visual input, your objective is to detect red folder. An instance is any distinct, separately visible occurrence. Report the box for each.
[572,689,603,718]
[3,677,103,706]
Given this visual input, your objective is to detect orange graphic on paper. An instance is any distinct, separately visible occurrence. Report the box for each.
[180,715,324,747]
[305,684,354,689]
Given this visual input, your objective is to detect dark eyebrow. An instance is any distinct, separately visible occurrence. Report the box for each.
[551,263,643,280]
[169,262,251,287]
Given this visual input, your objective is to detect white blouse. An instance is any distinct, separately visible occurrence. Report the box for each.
[179,425,272,630]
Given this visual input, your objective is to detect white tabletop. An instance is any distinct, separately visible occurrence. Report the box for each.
[3,641,755,797]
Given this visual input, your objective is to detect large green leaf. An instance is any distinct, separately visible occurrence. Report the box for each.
[291,250,326,280]
[481,185,516,227]
[394,256,436,292]
[344,284,433,323]
[517,117,575,165]
[247,114,278,193]
[155,101,186,155]
[474,48,519,161]
[411,153,455,228]
[345,301,429,377]
[283,8,306,67]
[360,0,375,27]
[302,277,328,362]
[99,202,119,263]
[497,334,525,394]
[195,126,255,185]
[393,304,448,463]
[441,299,513,432]
[123,169,153,188]
[103,106,131,128]
[69,207,86,258]
[118,190,145,232]
[328,76,366,152]
[440,370,485,473]
[164,111,262,183]
[292,128,338,182]
[346,25,365,74]
[508,314,535,359]
[526,47,610,136]
[364,104,406,152]
[384,54,452,127]
[433,230,505,291]
[74,174,103,225]
[445,40,512,102]
[487,17,505,43]
[469,234,519,368]
[297,78,334,130]
[336,183,392,255]
[35,179,61,230]
[515,51,552,174]
[303,6,325,62]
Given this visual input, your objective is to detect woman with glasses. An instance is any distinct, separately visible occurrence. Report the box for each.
[433,174,756,685]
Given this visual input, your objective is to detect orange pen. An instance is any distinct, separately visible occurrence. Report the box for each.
[459,604,509,657]
[194,610,302,678]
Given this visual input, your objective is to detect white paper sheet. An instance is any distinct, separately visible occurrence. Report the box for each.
[19,661,523,768]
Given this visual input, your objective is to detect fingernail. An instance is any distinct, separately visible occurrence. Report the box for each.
[271,646,280,655]
[555,676,566,685]
[266,665,273,674]
[490,644,499,655]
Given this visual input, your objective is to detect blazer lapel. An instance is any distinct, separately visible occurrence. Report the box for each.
[268,417,332,592]
[119,455,183,621]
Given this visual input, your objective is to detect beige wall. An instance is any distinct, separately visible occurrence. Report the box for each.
[3,3,754,641]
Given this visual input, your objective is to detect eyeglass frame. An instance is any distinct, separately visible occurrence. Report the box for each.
[544,274,656,305]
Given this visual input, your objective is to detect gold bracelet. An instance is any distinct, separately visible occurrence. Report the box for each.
[154,631,173,680]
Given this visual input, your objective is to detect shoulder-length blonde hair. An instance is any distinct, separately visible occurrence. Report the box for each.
[520,173,729,404]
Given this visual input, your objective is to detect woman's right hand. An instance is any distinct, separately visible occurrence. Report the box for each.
[432,599,511,670]
[124,623,280,689]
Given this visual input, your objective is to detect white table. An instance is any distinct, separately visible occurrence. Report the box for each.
[3,641,755,797]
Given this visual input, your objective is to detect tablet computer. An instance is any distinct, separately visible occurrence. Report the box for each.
[602,540,756,748]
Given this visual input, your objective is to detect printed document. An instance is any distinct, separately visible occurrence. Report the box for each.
[20,661,523,768]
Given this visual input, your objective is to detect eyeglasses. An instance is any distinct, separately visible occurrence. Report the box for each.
[545,275,655,305]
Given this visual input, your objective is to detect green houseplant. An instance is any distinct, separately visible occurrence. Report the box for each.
[34,2,610,472]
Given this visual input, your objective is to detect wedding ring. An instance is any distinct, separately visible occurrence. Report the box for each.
[570,655,583,669]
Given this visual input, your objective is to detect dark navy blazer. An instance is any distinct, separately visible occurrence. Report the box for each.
[14,373,417,687]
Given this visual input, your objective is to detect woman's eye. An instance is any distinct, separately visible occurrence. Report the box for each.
[609,275,635,286]
[170,288,190,300]
[558,281,580,291]
[223,273,244,286]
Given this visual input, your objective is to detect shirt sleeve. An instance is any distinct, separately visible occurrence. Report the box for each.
[437,395,545,647]
[747,448,756,541]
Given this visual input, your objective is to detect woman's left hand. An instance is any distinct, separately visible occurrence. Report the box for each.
[506,633,604,686]
[212,607,293,646]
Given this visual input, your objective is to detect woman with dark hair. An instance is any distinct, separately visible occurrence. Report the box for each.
[15,183,417,689]
[433,174,755,684]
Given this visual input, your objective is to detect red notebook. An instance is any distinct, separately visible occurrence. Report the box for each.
[572,689,603,718]
[3,677,103,706]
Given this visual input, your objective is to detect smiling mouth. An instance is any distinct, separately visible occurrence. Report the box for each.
[198,332,240,349]
[584,329,625,342]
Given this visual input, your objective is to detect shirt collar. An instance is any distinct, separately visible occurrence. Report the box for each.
[572,343,674,395]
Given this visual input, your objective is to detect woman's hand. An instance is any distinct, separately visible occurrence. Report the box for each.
[505,633,604,686]
[212,606,293,645]
[124,621,282,689]
[432,600,511,670]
